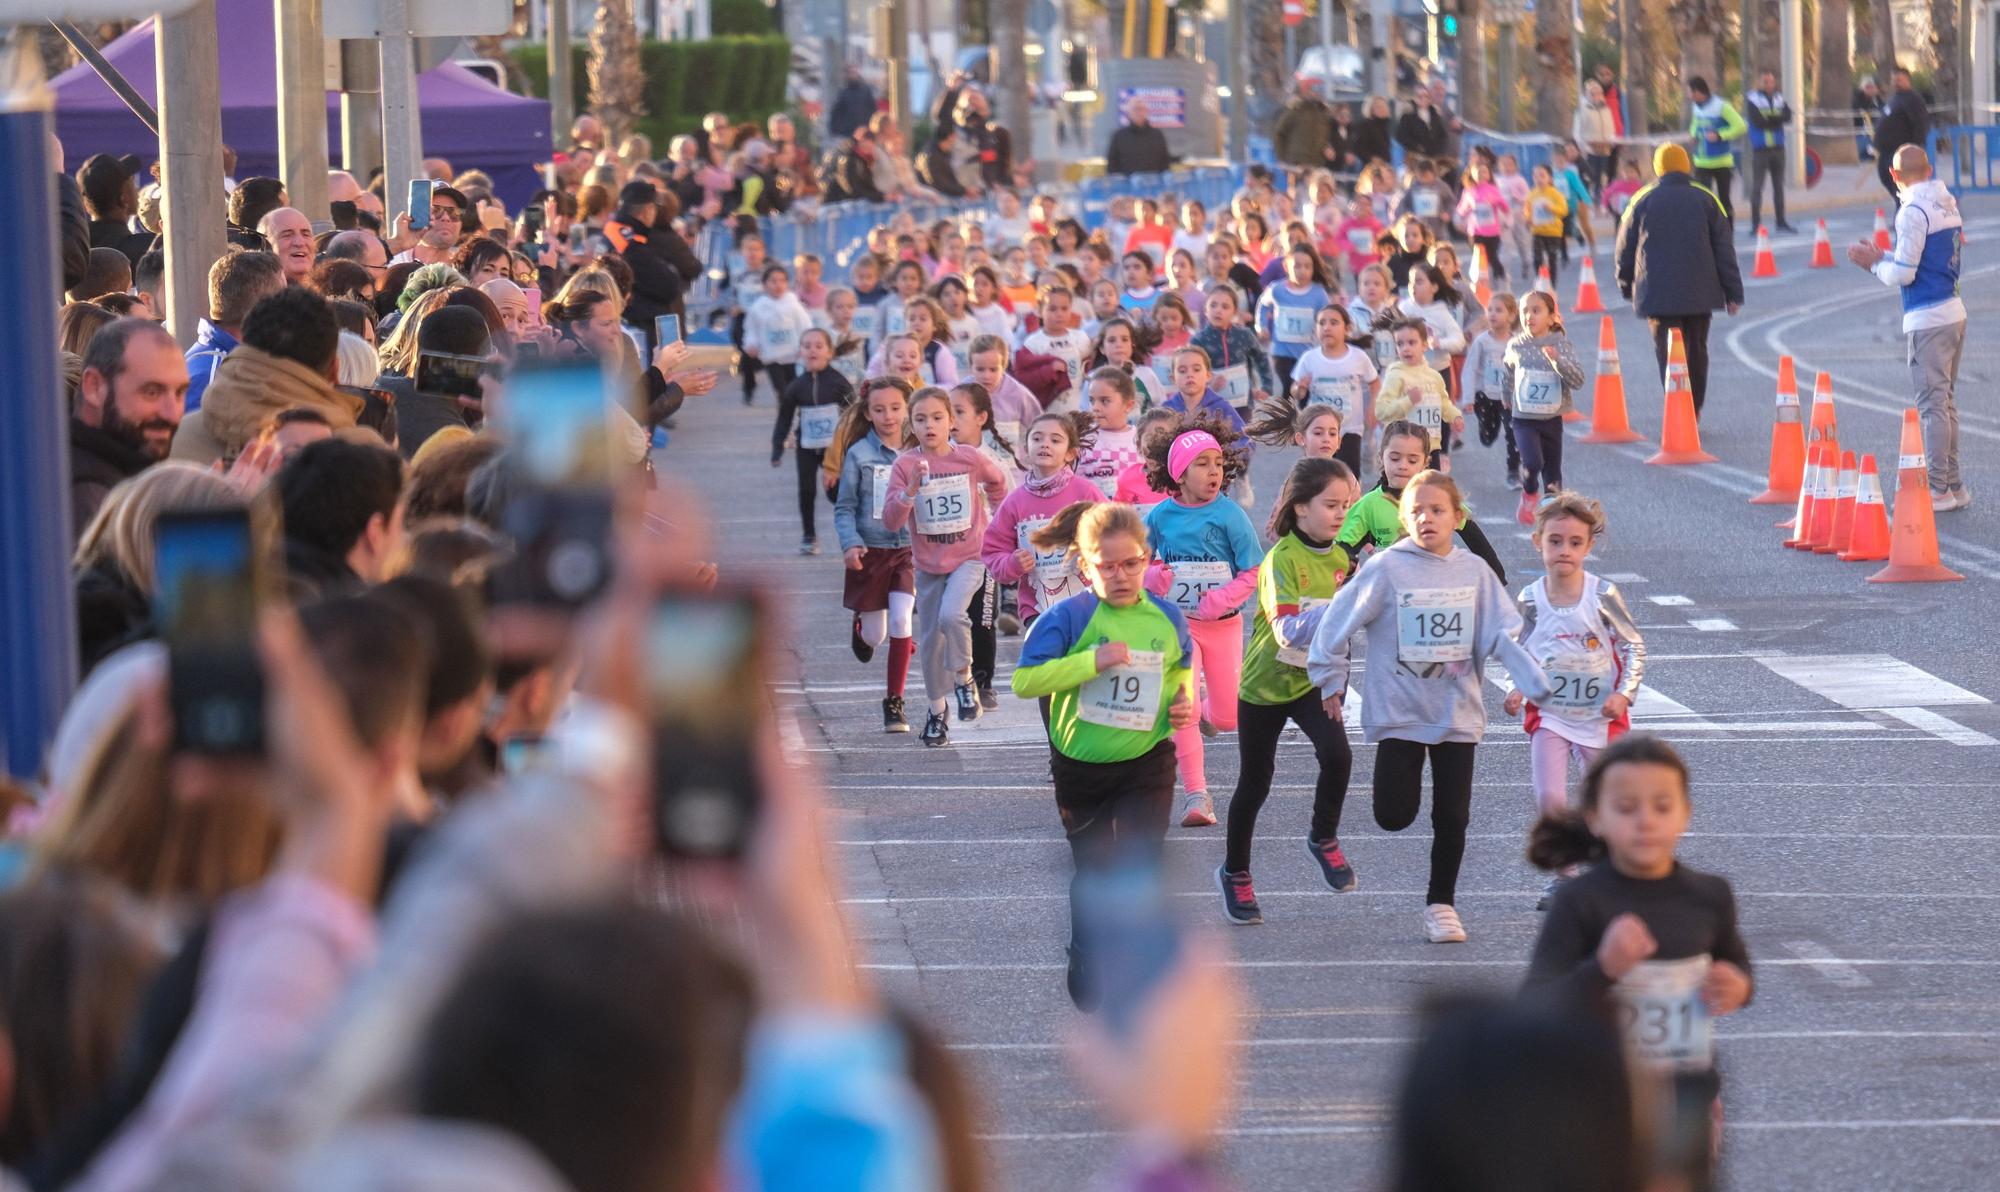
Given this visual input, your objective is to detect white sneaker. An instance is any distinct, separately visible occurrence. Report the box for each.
[1179,791,1217,827]
[1423,903,1468,943]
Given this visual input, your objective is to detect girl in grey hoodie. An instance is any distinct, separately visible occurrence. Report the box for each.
[1502,291,1588,525]
[1306,471,1552,944]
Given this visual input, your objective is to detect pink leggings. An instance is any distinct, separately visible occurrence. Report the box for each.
[1529,728,1601,817]
[1172,616,1245,794]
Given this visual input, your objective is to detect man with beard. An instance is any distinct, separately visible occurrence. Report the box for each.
[69,317,189,535]
[258,206,316,283]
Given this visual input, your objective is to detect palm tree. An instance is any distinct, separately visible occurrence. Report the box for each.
[1535,0,1577,135]
[1816,0,1854,126]
[1670,0,1725,120]
[589,0,645,147]
[1246,0,1288,130]
[992,0,1031,172]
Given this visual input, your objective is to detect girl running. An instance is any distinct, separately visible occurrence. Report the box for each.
[881,334,927,391]
[1375,321,1463,472]
[1116,408,1181,506]
[880,387,1010,746]
[848,253,890,353]
[868,295,959,387]
[1524,735,1754,1190]
[1192,287,1273,414]
[880,257,927,341]
[966,334,1041,458]
[1142,419,1262,828]
[817,287,870,389]
[1090,316,1169,411]
[1012,502,1197,1008]
[1396,264,1468,401]
[1022,285,1089,410]
[1454,159,1511,283]
[1503,494,1646,904]
[951,381,1017,710]
[771,328,855,555]
[1217,457,1363,925]
[935,275,982,375]
[1286,304,1379,477]
[1503,290,1587,524]
[982,410,1102,626]
[1255,246,1333,397]
[1462,291,1523,490]
[1151,292,1195,367]
[1077,366,1144,497]
[1349,263,1402,376]
[1306,470,1553,943]
[1336,421,1508,581]
[968,265,1015,340]
[832,377,917,733]
[1162,345,1248,433]
[1167,249,1205,316]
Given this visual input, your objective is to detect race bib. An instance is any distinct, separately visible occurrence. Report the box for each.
[1274,305,1315,345]
[850,304,882,340]
[1474,202,1495,227]
[867,464,892,522]
[1531,199,1555,227]
[1077,648,1165,731]
[914,471,973,535]
[1514,367,1564,417]
[797,403,840,449]
[1483,361,1506,396]
[1614,955,1715,1072]
[1218,363,1252,408]
[1167,560,1233,613]
[951,342,972,374]
[1610,192,1630,216]
[766,323,797,352]
[1308,374,1362,419]
[1018,517,1079,598]
[883,305,909,337]
[1275,597,1329,668]
[1397,586,1475,663]
[1544,650,1614,715]
[1408,398,1444,430]
[1413,191,1441,218]
[833,352,866,387]
[1346,226,1374,253]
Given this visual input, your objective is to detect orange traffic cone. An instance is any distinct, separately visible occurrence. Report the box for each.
[1751,355,1805,504]
[1872,207,1893,250]
[1799,442,1843,550]
[1574,254,1605,313]
[1869,409,1963,582]
[1473,244,1493,310]
[1816,450,1859,555]
[1535,265,1555,296]
[1780,443,1819,534]
[1580,316,1643,444]
[1807,371,1838,443]
[1839,455,1892,562]
[1785,443,1831,547]
[1809,218,1836,268]
[1751,226,1779,278]
[1646,328,1717,465]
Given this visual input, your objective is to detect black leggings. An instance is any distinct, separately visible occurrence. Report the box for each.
[1472,233,1505,281]
[730,311,760,396]
[967,569,997,688]
[1053,740,1176,944]
[1274,355,1300,399]
[1512,415,1564,494]
[1225,692,1352,872]
[1532,234,1565,281]
[1372,738,1478,905]
[764,361,798,400]
[1500,406,1521,476]
[793,446,827,540]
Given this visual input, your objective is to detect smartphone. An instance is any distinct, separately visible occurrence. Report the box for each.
[337,384,399,442]
[1072,857,1184,1040]
[648,588,767,860]
[567,224,587,252]
[415,350,489,402]
[653,313,681,349]
[523,203,546,239]
[153,510,271,755]
[329,199,358,230]
[486,360,617,608]
[407,178,433,230]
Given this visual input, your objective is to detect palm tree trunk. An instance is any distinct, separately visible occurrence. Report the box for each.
[1868,0,1898,81]
[1816,0,1854,122]
[1247,0,1288,132]
[992,0,1031,173]
[1929,0,1958,117]
[1460,0,1486,127]
[1534,0,1577,135]
[588,0,644,147]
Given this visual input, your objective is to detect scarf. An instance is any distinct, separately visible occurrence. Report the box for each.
[1024,466,1074,499]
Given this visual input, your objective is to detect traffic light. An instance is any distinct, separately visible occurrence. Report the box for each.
[1443,14,1457,35]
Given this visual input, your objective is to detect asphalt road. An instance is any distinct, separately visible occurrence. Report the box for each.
[674,197,2000,1191]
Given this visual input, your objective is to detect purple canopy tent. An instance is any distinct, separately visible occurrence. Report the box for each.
[52,0,551,207]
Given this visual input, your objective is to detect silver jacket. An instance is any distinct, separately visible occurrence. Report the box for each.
[1513,579,1646,701]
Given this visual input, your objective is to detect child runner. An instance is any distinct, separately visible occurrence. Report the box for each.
[1350,262,1402,376]
[1287,304,1379,477]
[1078,366,1145,497]
[1255,245,1333,397]
[880,257,928,341]
[1502,290,1587,524]
[1524,735,1754,1189]
[1397,264,1468,401]
[1375,321,1463,472]
[1116,408,1181,506]
[1398,156,1454,243]
[968,265,1015,340]
[1167,250,1205,316]
[794,252,828,311]
[771,328,855,555]
[729,233,771,403]
[881,334,927,391]
[1332,196,1386,284]
[1162,345,1248,434]
[1119,250,1162,315]
[935,275,982,375]
[1151,292,1196,369]
[951,381,1017,709]
[1218,458,1362,924]
[1093,316,1169,411]
[817,287,870,389]
[1527,163,1572,283]
[1336,421,1508,581]
[832,377,917,733]
[1496,153,1536,279]
[880,387,1011,745]
[1012,502,1197,1008]
[1503,493,1647,905]
[967,334,1041,461]
[1463,290,1523,489]
[744,263,814,401]
[1192,287,1273,415]
[1022,285,1089,410]
[849,253,890,354]
[867,295,959,387]
[1141,419,1263,827]
[982,410,1102,628]
[1083,279,1121,339]
[1306,469,1553,943]
[1454,159,1511,283]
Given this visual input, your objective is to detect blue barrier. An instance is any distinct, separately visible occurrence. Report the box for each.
[1946,126,2000,194]
[1458,127,1561,177]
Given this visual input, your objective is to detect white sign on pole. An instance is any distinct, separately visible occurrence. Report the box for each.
[324,0,510,39]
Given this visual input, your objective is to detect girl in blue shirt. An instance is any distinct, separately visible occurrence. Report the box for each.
[1257,245,1335,400]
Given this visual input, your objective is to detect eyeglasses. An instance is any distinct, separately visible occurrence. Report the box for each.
[1090,557,1148,576]
[431,207,464,222]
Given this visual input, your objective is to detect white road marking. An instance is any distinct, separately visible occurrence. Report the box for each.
[1782,940,1874,988]
[1649,594,1695,606]
[976,1119,2000,1142]
[1880,706,2000,747]
[836,832,2000,846]
[844,891,2000,905]
[1753,653,1988,708]
[946,1030,2000,1053]
[1602,571,1649,583]
[1689,617,1740,631]
[865,957,2000,970]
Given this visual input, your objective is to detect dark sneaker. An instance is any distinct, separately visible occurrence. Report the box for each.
[1306,835,1358,892]
[1198,716,1219,739]
[883,696,910,734]
[1777,222,1799,234]
[1065,943,1096,1010]
[799,537,820,556]
[1216,866,1263,925]
[850,616,874,664]
[978,683,1000,711]
[921,712,950,746]
[955,681,982,722]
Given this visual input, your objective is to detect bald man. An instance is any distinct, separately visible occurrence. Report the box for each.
[1848,145,1969,510]
[258,206,315,282]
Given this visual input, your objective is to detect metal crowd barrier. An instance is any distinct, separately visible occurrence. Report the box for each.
[1944,126,2000,194]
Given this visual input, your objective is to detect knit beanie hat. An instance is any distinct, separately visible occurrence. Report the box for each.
[1654,143,1692,177]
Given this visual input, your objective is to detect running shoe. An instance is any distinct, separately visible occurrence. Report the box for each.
[1198,716,1219,739]
[850,617,874,664]
[1216,866,1263,925]
[1517,492,1537,525]
[1306,835,1358,892]
[1179,790,1216,827]
[1423,903,1468,944]
[997,609,1022,636]
[1934,485,1973,512]
[1777,222,1799,234]
[1504,469,1522,491]
[883,696,910,734]
[799,537,820,556]
[955,681,983,722]
[978,683,1000,712]
[920,712,950,747]
[1065,944,1095,1010]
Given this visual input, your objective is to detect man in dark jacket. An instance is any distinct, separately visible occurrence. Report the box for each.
[70,318,189,536]
[1872,70,1931,206]
[829,66,879,142]
[821,131,886,204]
[1350,96,1394,167]
[603,181,688,341]
[1105,97,1173,175]
[1274,85,1333,174]
[76,154,156,265]
[1395,88,1450,160]
[1615,143,1744,417]
[916,125,968,198]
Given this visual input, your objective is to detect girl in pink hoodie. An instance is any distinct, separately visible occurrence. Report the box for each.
[981,410,1103,626]
[1453,160,1512,285]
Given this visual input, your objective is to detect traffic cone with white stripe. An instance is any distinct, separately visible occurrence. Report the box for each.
[1783,443,1827,545]
[1798,442,1843,550]
[1751,354,1805,504]
[1534,265,1555,296]
[1839,455,1892,562]
[1809,218,1836,268]
[1873,207,1893,250]
[1815,450,1859,555]
[1869,409,1963,582]
[1472,244,1493,310]
[1573,255,1605,313]
[1807,371,1838,444]
[1751,226,1779,278]
[1645,328,1717,465]
[1580,316,1643,444]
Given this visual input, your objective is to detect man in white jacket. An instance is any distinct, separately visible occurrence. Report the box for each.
[1848,145,1969,510]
